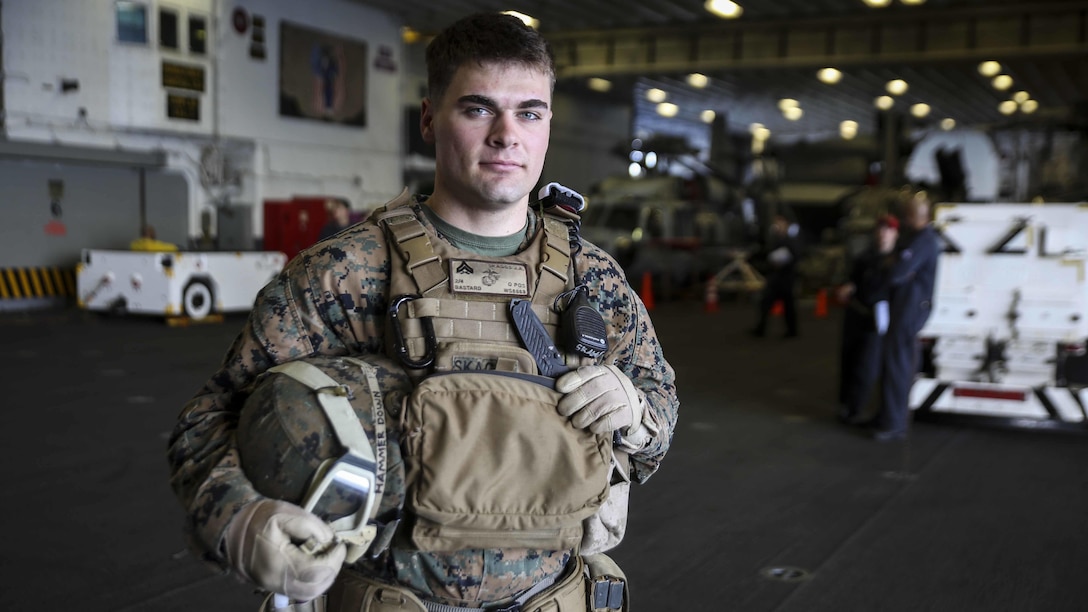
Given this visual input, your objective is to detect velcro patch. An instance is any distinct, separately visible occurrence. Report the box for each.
[449,259,530,296]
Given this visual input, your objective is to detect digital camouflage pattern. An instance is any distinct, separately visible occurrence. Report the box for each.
[167,193,679,606]
[236,354,411,530]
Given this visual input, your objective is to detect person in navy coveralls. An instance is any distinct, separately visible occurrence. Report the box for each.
[872,190,940,441]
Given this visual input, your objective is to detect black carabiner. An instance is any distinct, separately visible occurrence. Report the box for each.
[388,294,436,369]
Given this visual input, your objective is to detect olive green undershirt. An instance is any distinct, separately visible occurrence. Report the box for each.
[419,201,537,257]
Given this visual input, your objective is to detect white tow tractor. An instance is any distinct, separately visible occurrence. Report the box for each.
[910,202,1088,429]
[77,249,286,320]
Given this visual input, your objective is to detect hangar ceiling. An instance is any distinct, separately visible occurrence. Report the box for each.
[352,0,1088,143]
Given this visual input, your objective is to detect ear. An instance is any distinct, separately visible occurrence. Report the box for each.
[420,98,436,144]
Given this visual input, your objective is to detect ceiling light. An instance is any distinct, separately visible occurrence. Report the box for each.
[992,74,1013,91]
[501,11,539,29]
[401,27,422,44]
[817,68,843,84]
[646,88,667,103]
[687,73,709,88]
[700,109,717,123]
[587,78,612,93]
[705,0,743,19]
[840,120,858,140]
[900,0,926,5]
[784,106,804,120]
[886,79,909,95]
[875,95,895,110]
[998,100,1018,115]
[749,122,765,134]
[778,98,799,111]
[1021,99,1039,114]
[656,102,679,117]
[752,126,771,141]
[910,103,931,118]
[1012,90,1030,104]
[862,0,892,6]
[940,118,956,131]
[978,61,1002,77]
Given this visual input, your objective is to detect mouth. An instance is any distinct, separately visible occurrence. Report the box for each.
[480,160,523,171]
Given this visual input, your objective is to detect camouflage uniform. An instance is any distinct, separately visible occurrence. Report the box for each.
[167,193,679,606]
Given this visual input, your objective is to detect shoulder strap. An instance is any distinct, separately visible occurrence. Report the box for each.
[536,214,572,306]
[376,206,447,296]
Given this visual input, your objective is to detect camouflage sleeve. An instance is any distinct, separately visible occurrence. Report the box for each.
[166,223,391,568]
[577,243,679,484]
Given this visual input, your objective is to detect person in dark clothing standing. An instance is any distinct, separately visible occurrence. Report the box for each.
[872,190,941,441]
[751,213,801,338]
[318,197,353,241]
[836,214,899,424]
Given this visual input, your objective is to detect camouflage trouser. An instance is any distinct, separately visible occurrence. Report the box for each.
[262,554,628,612]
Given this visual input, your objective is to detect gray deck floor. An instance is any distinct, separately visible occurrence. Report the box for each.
[2,299,1085,611]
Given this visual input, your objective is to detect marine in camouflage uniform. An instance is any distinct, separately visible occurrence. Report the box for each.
[167,196,678,605]
[167,11,678,609]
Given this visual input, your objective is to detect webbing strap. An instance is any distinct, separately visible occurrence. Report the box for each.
[536,217,571,307]
[398,316,558,351]
[408,297,561,325]
[381,209,447,295]
[341,357,389,515]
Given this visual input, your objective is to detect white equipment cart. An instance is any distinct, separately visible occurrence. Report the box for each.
[77,249,286,320]
[911,202,1088,429]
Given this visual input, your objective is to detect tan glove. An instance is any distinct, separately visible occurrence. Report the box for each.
[556,365,644,435]
[224,498,346,602]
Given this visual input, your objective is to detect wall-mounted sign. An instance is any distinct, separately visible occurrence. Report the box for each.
[250,14,267,60]
[162,61,206,92]
[167,94,200,121]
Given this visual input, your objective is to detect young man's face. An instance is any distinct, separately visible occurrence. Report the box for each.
[421,61,552,212]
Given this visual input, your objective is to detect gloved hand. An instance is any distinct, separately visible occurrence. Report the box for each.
[224,498,346,602]
[556,365,643,435]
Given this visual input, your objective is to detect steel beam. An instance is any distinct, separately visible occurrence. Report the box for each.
[549,2,1088,79]
[0,140,166,168]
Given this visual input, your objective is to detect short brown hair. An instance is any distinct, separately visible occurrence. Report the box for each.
[425,13,556,104]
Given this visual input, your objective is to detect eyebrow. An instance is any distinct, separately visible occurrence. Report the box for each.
[457,94,549,111]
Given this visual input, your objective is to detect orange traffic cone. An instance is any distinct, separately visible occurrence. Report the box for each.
[704,279,719,313]
[640,271,655,311]
[814,288,829,318]
[771,300,784,317]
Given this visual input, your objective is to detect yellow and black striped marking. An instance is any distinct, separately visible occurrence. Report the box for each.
[0,267,77,301]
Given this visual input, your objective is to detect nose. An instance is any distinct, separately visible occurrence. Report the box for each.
[487,112,518,148]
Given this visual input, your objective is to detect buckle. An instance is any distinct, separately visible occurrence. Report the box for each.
[591,577,624,610]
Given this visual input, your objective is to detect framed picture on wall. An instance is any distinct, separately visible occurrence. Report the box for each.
[279,22,367,127]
